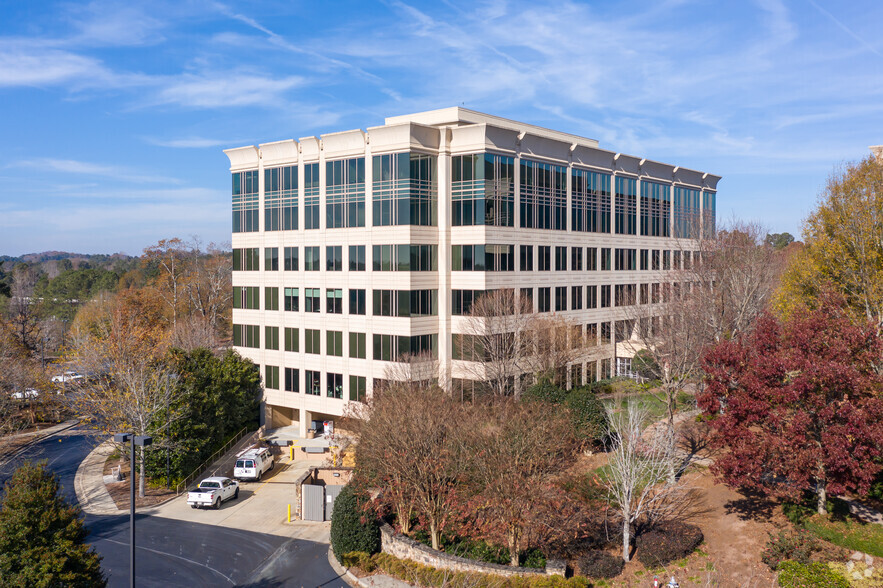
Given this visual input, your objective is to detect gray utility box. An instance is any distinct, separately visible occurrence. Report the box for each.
[325,485,344,520]
[302,485,324,521]
[302,484,345,521]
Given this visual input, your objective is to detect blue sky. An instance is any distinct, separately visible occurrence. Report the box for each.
[1,0,881,256]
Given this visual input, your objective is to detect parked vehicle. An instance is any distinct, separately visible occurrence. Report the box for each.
[186,477,239,509]
[51,371,84,384]
[10,388,39,400]
[234,447,274,481]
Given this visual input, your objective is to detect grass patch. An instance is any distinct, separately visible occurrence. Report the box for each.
[802,517,883,558]
[784,496,883,558]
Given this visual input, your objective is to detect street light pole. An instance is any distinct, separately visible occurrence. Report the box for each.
[114,432,152,588]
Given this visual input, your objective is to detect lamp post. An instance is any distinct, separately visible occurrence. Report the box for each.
[114,433,152,588]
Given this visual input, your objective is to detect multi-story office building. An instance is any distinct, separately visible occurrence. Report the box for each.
[225,108,720,432]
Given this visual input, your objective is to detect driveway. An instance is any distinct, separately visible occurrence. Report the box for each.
[0,429,347,587]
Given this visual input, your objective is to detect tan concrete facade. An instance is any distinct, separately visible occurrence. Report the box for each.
[226,108,721,431]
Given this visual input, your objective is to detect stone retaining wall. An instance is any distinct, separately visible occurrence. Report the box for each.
[380,523,565,577]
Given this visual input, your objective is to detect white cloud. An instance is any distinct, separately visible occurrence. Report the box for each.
[67,1,166,47]
[12,158,181,185]
[0,41,111,87]
[144,136,236,148]
[153,72,304,108]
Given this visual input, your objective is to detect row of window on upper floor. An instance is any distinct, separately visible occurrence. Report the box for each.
[234,279,684,318]
[233,245,694,273]
[233,153,716,237]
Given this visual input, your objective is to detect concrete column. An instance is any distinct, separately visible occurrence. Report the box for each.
[299,409,312,437]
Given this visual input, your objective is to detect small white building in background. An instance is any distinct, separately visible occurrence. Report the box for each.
[225,108,720,433]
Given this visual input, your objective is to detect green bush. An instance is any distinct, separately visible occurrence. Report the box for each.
[635,521,704,568]
[565,387,607,444]
[523,379,567,405]
[761,530,818,570]
[574,550,624,579]
[330,485,380,563]
[776,561,849,587]
[520,547,547,569]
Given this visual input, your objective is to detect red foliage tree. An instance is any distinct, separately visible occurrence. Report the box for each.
[699,300,883,515]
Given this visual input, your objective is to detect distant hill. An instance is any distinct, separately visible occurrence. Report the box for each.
[0,251,134,264]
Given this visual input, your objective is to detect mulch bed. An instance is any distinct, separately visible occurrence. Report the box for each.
[103,454,176,509]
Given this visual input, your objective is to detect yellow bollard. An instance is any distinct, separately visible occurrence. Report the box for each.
[287,504,291,523]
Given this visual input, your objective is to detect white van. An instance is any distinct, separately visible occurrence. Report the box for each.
[234,447,274,481]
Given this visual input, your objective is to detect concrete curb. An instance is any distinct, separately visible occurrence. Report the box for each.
[0,419,81,468]
[326,547,413,588]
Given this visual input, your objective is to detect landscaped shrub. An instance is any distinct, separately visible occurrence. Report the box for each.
[776,560,849,588]
[340,551,377,572]
[635,521,704,568]
[761,530,818,570]
[522,379,567,405]
[519,547,547,570]
[574,550,624,579]
[565,387,607,444]
[330,485,381,563]
[347,552,594,587]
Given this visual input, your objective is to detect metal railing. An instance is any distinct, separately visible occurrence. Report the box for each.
[175,427,249,495]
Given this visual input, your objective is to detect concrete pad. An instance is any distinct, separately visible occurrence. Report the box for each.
[145,452,331,542]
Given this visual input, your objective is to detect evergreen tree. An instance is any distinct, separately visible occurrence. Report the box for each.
[0,461,105,587]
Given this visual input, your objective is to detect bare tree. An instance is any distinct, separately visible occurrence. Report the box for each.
[622,219,782,480]
[7,265,41,350]
[183,239,232,336]
[457,289,534,398]
[603,399,689,562]
[690,219,783,342]
[65,293,177,497]
[458,289,587,398]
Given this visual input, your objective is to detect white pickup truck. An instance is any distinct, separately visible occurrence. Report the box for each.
[234,447,274,481]
[186,477,239,509]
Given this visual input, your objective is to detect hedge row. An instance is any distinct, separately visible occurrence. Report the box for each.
[341,552,593,588]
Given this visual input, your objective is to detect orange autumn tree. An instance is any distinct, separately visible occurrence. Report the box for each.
[67,290,177,497]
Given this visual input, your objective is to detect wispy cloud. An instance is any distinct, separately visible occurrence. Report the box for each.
[807,0,883,58]
[152,72,304,108]
[66,1,166,47]
[0,40,111,87]
[12,158,181,184]
[144,136,237,148]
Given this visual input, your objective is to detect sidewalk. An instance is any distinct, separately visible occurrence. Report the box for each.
[74,439,122,515]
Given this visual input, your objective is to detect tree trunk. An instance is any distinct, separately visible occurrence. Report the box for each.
[430,519,439,551]
[508,524,520,567]
[396,502,412,535]
[138,446,146,498]
[816,481,827,515]
[622,517,631,562]
[666,382,678,484]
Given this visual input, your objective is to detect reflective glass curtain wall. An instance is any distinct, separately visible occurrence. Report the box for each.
[572,169,611,233]
[326,158,366,228]
[373,152,437,226]
[640,181,671,237]
[615,177,637,235]
[451,153,514,226]
[304,163,320,229]
[232,170,259,232]
[702,191,716,238]
[673,187,701,239]
[264,165,297,231]
[520,160,567,230]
